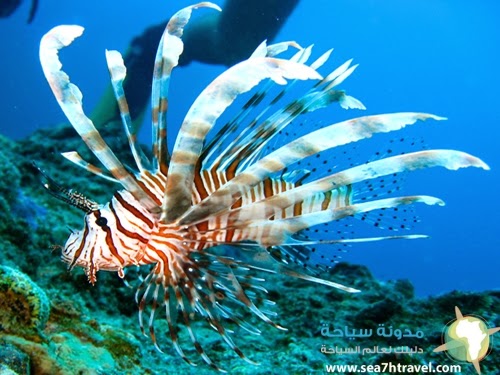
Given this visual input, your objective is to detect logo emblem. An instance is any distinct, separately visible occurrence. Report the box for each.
[433,306,499,374]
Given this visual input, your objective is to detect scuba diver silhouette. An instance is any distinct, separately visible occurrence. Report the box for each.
[0,0,38,23]
[91,0,300,130]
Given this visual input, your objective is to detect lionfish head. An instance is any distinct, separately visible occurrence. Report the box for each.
[62,206,113,284]
[62,189,156,284]
[34,163,150,284]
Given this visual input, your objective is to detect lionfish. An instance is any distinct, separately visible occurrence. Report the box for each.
[38,2,488,371]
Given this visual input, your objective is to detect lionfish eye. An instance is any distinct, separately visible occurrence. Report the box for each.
[32,162,99,213]
[95,217,108,228]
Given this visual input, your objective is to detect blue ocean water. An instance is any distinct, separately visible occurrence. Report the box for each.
[0,0,498,297]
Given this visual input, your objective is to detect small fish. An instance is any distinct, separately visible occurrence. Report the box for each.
[38,2,488,371]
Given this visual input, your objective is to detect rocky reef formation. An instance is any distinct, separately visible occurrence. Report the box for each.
[0,127,498,374]
[0,266,49,337]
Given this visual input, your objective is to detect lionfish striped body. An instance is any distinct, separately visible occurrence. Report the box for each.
[38,2,488,370]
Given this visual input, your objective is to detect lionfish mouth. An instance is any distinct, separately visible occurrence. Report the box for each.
[37,1,488,371]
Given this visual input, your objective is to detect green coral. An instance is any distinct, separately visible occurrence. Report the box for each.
[0,266,50,336]
[0,135,21,204]
[0,343,30,374]
[0,136,24,251]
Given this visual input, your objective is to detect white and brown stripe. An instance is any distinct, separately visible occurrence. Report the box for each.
[40,2,489,371]
[151,4,223,175]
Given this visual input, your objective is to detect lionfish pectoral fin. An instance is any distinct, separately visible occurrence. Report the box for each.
[278,267,361,293]
[39,25,159,212]
[85,263,98,285]
[193,195,446,293]
[281,169,311,184]
[230,247,360,293]
[290,196,444,232]
[202,157,448,229]
[136,256,273,370]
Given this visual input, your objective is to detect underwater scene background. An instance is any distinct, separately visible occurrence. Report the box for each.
[0,0,498,374]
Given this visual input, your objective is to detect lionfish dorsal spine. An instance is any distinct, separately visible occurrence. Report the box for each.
[150,2,223,177]
[198,43,338,179]
[177,113,441,225]
[105,49,150,173]
[161,56,322,223]
[309,48,334,70]
[199,42,308,170]
[250,40,303,59]
[181,147,486,244]
[60,151,119,183]
[176,57,376,226]
[39,25,159,212]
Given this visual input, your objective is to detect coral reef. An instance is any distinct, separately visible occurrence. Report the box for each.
[0,266,50,336]
[0,126,498,374]
[0,343,30,375]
